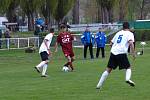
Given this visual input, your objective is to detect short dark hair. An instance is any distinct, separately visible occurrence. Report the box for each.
[50,28,54,33]
[123,22,130,29]
[60,24,67,29]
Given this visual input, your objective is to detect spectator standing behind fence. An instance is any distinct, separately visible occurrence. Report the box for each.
[34,25,41,36]
[0,29,2,49]
[35,17,45,32]
[4,28,11,49]
[34,25,41,47]
[81,27,94,59]
[95,28,107,58]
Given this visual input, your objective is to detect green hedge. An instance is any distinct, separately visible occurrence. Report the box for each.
[107,29,150,42]
[134,30,150,41]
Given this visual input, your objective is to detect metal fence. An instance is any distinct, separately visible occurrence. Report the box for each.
[0,37,39,50]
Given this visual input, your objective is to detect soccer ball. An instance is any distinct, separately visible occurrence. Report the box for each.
[140,42,146,46]
[137,52,141,55]
[136,50,143,55]
[62,66,69,72]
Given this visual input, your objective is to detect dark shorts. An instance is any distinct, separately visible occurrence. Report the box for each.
[40,51,49,61]
[107,53,130,70]
[63,50,74,58]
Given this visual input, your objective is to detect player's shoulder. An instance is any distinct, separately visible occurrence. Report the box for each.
[123,30,134,37]
[45,33,50,37]
[47,33,53,37]
[48,33,53,36]
[58,32,63,36]
[66,31,71,34]
[125,30,133,34]
[66,31,73,36]
[117,30,124,33]
[117,30,132,35]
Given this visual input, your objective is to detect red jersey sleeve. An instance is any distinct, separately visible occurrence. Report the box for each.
[70,34,74,41]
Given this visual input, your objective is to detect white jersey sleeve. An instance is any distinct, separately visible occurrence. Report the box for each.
[44,34,52,40]
[127,32,134,42]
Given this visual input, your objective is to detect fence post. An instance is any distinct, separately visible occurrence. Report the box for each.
[0,37,41,50]
[37,37,39,47]
[7,38,10,49]
[17,38,19,48]
[28,38,30,47]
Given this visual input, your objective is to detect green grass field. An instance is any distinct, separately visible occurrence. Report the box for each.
[0,42,150,100]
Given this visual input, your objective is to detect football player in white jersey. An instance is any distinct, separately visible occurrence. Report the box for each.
[34,28,54,77]
[96,22,136,90]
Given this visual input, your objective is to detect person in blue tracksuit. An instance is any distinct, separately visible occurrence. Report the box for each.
[95,28,107,58]
[35,17,45,31]
[81,27,94,59]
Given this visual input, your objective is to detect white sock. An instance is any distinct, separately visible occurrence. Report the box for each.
[126,68,131,81]
[42,64,48,75]
[36,61,45,68]
[97,70,109,88]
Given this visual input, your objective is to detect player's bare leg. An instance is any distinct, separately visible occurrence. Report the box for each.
[96,67,112,89]
[64,62,69,67]
[64,57,75,67]
[68,62,74,71]
[71,57,75,62]
[67,56,74,71]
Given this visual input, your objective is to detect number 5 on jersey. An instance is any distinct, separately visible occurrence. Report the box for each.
[117,35,123,43]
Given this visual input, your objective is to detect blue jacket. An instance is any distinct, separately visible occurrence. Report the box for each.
[35,18,44,26]
[95,31,107,47]
[81,31,95,45]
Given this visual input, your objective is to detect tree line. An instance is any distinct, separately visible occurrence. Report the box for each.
[0,0,149,31]
[82,0,150,23]
[0,0,75,30]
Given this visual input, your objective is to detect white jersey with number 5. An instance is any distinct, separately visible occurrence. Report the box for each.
[111,30,134,55]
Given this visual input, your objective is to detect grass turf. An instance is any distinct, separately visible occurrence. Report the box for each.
[0,43,150,100]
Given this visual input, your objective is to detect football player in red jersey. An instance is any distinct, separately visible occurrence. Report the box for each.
[55,24,75,71]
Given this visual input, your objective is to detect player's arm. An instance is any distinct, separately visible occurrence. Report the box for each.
[110,34,116,47]
[70,34,76,41]
[54,42,58,52]
[44,39,51,55]
[72,35,77,41]
[109,41,113,47]
[129,40,136,59]
[54,35,60,52]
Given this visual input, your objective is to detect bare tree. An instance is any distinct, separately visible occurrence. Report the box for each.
[40,0,58,28]
[119,0,129,21]
[53,0,75,26]
[96,0,115,23]
[72,0,79,24]
[139,0,145,19]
